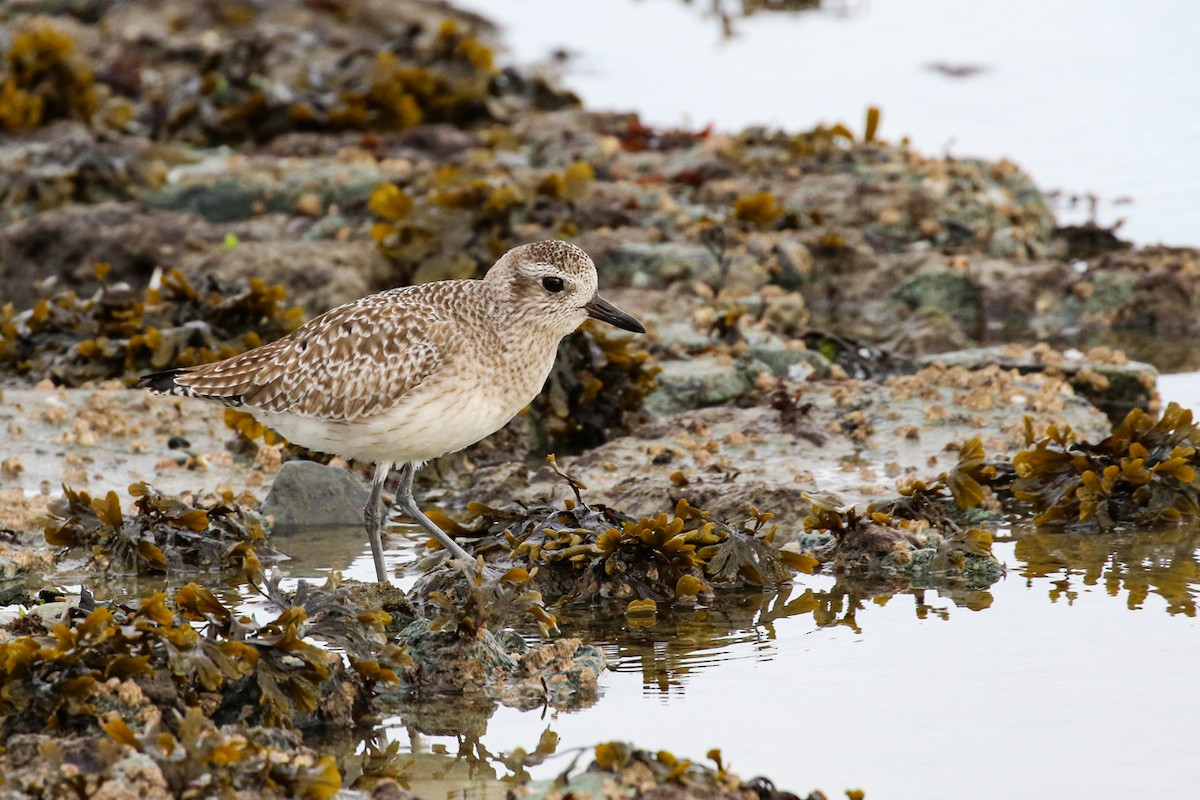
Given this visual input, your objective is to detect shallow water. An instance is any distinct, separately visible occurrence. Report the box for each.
[226,508,1200,799]
[1161,371,1200,416]
[456,0,1200,248]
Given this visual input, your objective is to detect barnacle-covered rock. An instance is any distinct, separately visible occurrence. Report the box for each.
[1012,402,1200,531]
[643,355,758,415]
[796,492,1004,587]
[0,709,342,800]
[916,344,1158,424]
[464,367,1110,533]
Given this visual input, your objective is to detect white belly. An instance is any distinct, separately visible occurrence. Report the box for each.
[251,373,536,464]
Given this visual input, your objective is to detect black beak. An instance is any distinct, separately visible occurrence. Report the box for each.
[584,293,645,333]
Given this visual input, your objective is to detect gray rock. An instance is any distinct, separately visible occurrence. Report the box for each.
[772,238,814,289]
[893,270,984,338]
[748,343,832,379]
[142,156,387,222]
[262,460,369,528]
[603,242,714,288]
[604,241,763,291]
[988,226,1022,258]
[141,179,261,223]
[644,356,756,415]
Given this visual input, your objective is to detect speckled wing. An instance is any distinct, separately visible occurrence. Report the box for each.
[148,288,451,421]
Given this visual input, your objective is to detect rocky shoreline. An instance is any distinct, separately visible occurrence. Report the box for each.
[2,1,1199,798]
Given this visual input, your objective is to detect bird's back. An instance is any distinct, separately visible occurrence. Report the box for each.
[140,280,484,420]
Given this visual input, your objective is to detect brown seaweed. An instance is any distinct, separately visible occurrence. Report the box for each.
[1012,403,1200,531]
[0,21,95,132]
[44,482,276,576]
[0,266,304,387]
[424,462,813,612]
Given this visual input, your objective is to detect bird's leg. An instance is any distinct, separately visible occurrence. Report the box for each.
[394,461,474,562]
[364,460,394,584]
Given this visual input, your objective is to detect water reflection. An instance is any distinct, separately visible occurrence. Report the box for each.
[306,725,513,798]
[1012,524,1200,616]
[550,574,996,694]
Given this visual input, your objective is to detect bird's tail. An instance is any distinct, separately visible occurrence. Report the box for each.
[138,362,250,407]
[137,367,193,396]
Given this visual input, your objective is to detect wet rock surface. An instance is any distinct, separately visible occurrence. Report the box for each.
[0,385,243,498]
[460,366,1111,530]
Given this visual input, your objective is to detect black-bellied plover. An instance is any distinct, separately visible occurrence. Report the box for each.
[139,240,645,583]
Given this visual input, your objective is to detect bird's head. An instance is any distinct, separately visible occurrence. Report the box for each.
[486,240,645,338]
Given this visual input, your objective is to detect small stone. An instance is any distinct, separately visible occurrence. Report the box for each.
[296,191,323,217]
[754,371,778,391]
[879,208,903,226]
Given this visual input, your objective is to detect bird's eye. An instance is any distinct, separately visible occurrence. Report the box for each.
[542,276,565,293]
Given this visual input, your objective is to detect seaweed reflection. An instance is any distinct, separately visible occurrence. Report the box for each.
[553,574,996,694]
[1012,524,1200,616]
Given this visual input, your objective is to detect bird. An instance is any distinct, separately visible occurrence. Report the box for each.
[139,240,645,583]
